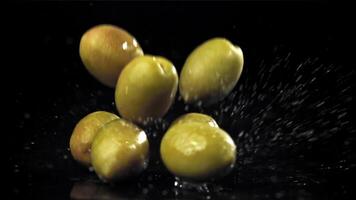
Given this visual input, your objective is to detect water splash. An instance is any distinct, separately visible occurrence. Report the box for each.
[15,46,355,199]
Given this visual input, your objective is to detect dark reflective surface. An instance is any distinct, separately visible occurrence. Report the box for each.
[8,1,355,200]
[69,180,323,200]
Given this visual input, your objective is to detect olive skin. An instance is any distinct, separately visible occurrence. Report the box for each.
[160,121,236,181]
[170,112,219,128]
[179,38,244,105]
[91,119,149,182]
[79,24,144,87]
[69,111,119,167]
[115,55,178,125]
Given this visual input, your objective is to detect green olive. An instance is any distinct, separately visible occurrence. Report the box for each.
[115,55,178,125]
[79,24,144,87]
[69,111,119,167]
[160,121,236,181]
[179,38,244,105]
[91,119,149,182]
[170,112,219,128]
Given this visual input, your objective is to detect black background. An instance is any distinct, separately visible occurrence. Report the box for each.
[6,1,356,200]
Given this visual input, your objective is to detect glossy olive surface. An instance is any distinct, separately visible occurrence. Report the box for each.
[115,55,178,125]
[91,119,149,182]
[179,38,244,105]
[160,121,236,181]
[69,111,119,166]
[79,24,144,87]
[170,112,219,128]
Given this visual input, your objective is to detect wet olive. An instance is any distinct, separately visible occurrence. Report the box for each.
[91,119,149,182]
[69,111,119,167]
[170,112,219,128]
[160,120,236,181]
[115,55,178,125]
[179,38,244,105]
[79,24,144,87]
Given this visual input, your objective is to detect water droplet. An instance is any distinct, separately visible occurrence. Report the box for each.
[184,105,189,111]
[142,188,149,194]
[275,191,285,199]
[161,190,168,196]
[24,113,31,119]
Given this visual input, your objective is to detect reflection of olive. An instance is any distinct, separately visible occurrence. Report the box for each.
[79,24,144,87]
[170,112,219,128]
[91,119,149,182]
[160,121,236,181]
[70,181,145,200]
[69,111,119,167]
[115,55,178,125]
[179,38,244,105]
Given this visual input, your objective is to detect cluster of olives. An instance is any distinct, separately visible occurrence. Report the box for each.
[70,24,244,182]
